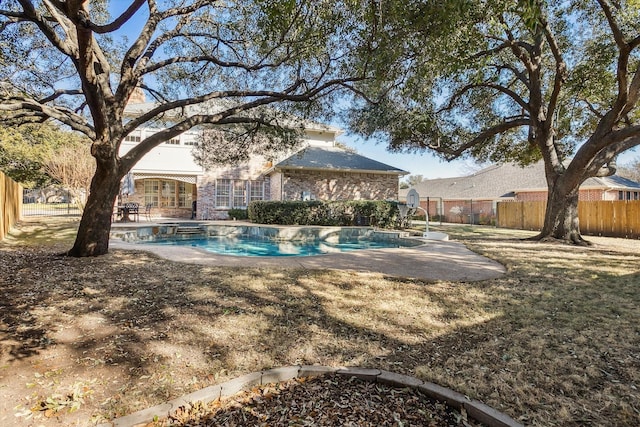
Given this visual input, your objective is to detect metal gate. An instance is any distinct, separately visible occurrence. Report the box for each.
[22,187,82,217]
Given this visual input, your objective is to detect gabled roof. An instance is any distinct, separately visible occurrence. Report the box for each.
[401,161,640,200]
[270,146,409,175]
[583,174,640,190]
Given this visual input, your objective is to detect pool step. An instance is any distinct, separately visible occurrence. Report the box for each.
[175,226,204,235]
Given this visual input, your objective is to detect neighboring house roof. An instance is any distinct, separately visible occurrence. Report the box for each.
[400,161,640,200]
[269,146,409,176]
[581,174,640,190]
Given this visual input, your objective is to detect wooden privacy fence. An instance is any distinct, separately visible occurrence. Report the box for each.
[497,200,640,238]
[1,171,23,240]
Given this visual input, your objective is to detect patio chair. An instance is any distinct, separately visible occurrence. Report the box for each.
[112,205,122,222]
[124,202,139,222]
[144,203,153,221]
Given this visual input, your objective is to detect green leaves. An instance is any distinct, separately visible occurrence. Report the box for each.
[0,123,91,188]
[517,0,545,32]
[346,0,640,174]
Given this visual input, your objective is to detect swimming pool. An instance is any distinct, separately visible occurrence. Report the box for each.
[142,234,416,257]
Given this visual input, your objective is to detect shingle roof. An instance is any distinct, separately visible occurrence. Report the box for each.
[400,161,640,200]
[585,174,640,189]
[272,146,408,175]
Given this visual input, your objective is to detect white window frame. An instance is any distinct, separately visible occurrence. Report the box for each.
[144,180,159,207]
[233,181,247,207]
[215,179,232,208]
[250,181,264,202]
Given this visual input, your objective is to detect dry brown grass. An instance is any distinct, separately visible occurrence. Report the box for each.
[1,218,639,426]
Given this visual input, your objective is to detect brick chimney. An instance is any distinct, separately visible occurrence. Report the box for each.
[128,86,146,104]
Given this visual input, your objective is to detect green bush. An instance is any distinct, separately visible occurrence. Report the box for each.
[227,208,248,220]
[247,200,403,228]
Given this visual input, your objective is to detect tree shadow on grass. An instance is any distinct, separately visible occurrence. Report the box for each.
[1,235,639,426]
[4,217,79,247]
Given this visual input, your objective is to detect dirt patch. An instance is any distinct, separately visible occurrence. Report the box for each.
[1,218,639,426]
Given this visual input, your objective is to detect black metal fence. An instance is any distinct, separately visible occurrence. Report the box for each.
[22,187,82,217]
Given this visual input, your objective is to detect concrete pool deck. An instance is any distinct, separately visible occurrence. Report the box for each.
[110,224,505,282]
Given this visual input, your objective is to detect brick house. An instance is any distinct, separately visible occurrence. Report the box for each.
[399,161,640,224]
[119,101,407,220]
[265,146,407,202]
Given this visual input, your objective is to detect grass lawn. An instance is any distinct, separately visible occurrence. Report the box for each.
[1,217,638,426]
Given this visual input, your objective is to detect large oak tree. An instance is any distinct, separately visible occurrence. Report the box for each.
[350,0,640,243]
[0,0,376,256]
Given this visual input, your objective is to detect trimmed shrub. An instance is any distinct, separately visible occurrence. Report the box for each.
[227,208,248,220]
[248,200,403,229]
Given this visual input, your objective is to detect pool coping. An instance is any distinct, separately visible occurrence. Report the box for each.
[110,225,506,282]
[97,365,523,427]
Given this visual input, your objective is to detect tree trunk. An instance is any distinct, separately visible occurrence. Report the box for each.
[67,154,122,257]
[535,183,588,245]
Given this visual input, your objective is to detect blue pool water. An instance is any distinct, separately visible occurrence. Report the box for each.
[145,235,412,257]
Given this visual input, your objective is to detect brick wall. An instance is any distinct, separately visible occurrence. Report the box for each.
[269,173,283,201]
[514,191,547,201]
[196,175,217,219]
[280,170,399,201]
[127,170,401,219]
[515,189,609,202]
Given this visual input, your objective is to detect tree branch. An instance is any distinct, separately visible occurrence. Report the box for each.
[38,88,84,104]
[596,0,626,49]
[500,15,535,73]
[138,53,281,76]
[595,0,635,126]
[82,0,146,34]
[540,14,567,134]
[586,133,640,178]
[439,81,530,114]
[434,118,530,159]
[467,41,511,61]
[490,63,530,89]
[1,96,95,138]
[16,0,76,56]
[580,98,605,119]
[124,72,362,134]
[117,0,214,106]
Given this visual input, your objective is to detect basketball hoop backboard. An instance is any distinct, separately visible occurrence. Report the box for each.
[406,189,420,208]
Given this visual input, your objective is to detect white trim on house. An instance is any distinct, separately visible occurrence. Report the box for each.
[133,173,197,184]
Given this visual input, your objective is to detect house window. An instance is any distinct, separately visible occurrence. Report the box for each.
[145,179,193,207]
[215,179,267,207]
[178,182,194,207]
[165,137,180,145]
[144,180,159,207]
[216,179,231,207]
[125,134,141,142]
[619,191,624,200]
[233,181,246,207]
[161,181,176,207]
[250,181,264,202]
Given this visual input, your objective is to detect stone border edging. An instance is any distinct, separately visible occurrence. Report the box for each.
[97,365,523,427]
